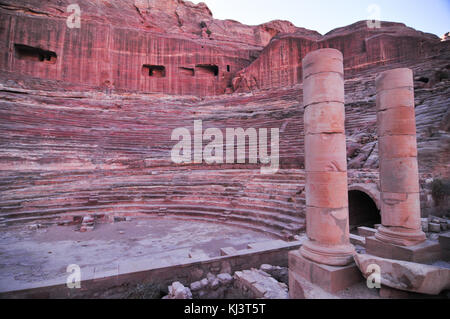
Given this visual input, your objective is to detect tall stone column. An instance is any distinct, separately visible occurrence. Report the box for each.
[300,48,355,266]
[375,68,426,246]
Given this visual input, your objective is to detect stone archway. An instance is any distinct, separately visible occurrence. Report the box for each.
[348,184,381,230]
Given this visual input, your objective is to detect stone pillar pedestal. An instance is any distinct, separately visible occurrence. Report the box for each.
[300,48,355,267]
[374,68,426,247]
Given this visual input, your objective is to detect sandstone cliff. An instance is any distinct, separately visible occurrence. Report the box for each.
[232,21,443,92]
[0,0,448,235]
[0,0,323,96]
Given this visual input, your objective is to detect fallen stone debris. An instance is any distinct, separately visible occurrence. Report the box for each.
[355,253,450,295]
[163,265,289,299]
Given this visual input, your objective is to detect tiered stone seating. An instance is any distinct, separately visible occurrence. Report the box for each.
[0,168,306,239]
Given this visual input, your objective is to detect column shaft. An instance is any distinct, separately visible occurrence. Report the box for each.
[375,68,426,246]
[300,48,355,266]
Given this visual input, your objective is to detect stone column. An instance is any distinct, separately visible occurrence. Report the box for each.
[375,68,426,246]
[300,48,355,266]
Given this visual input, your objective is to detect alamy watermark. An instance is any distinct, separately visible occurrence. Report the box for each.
[366,263,381,289]
[66,264,81,289]
[66,4,81,29]
[170,120,279,174]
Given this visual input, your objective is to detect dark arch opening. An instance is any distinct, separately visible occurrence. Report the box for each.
[348,190,380,231]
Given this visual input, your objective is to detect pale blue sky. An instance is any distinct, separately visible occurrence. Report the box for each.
[192,0,450,37]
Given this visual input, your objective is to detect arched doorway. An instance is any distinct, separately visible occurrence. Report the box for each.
[348,190,381,231]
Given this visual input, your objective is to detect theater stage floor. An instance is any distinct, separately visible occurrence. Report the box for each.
[0,217,276,292]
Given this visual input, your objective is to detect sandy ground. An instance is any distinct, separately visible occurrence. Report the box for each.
[0,217,276,292]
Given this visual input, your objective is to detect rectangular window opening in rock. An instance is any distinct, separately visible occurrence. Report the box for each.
[14,44,57,64]
[179,67,195,76]
[142,65,166,78]
[195,64,219,77]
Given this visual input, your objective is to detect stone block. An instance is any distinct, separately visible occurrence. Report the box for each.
[429,223,441,233]
[247,240,286,250]
[358,226,377,237]
[350,234,366,246]
[235,269,288,299]
[220,247,237,256]
[288,250,362,294]
[302,48,344,79]
[304,133,347,172]
[366,236,441,263]
[188,250,209,260]
[376,106,416,136]
[379,158,420,193]
[217,273,233,284]
[305,172,348,208]
[355,253,450,295]
[379,192,421,229]
[190,281,202,291]
[306,207,349,245]
[289,270,338,299]
[303,72,344,107]
[304,102,345,134]
[376,86,415,110]
[378,135,418,159]
[375,68,414,93]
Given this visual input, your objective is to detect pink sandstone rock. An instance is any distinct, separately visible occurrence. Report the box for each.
[354,253,450,295]
[0,0,448,252]
[0,0,319,97]
[233,21,442,92]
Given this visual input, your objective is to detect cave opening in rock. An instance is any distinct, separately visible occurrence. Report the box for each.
[195,64,219,76]
[142,65,166,78]
[362,40,367,53]
[348,190,381,230]
[227,65,230,72]
[14,44,57,64]
[417,77,429,83]
[179,67,195,76]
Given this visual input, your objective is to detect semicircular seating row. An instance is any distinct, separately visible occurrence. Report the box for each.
[0,168,307,239]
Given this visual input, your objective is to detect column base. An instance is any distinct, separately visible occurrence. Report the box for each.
[366,236,441,263]
[300,240,355,266]
[375,226,426,247]
[289,250,362,295]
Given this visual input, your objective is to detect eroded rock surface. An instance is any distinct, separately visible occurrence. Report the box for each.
[354,253,450,295]
[0,0,448,238]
